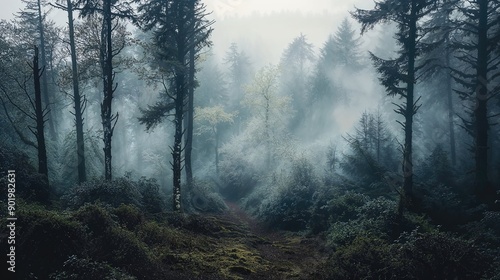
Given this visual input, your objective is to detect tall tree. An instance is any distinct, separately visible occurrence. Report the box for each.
[138,0,213,212]
[279,34,315,130]
[331,18,364,70]
[16,0,57,140]
[453,0,500,200]
[352,0,439,210]
[52,0,87,183]
[195,105,235,174]
[76,0,135,180]
[244,64,291,169]
[32,46,49,177]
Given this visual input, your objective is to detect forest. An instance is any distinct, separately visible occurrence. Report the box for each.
[0,0,500,279]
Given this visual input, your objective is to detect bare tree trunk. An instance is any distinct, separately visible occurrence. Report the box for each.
[474,0,491,199]
[173,71,185,212]
[445,40,456,166]
[401,0,418,206]
[36,0,56,140]
[67,0,87,184]
[101,0,118,181]
[33,46,48,177]
[215,126,219,174]
[185,42,195,186]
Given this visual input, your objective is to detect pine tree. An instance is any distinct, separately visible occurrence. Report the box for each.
[352,0,440,210]
[138,0,213,212]
[452,0,500,200]
[279,34,315,130]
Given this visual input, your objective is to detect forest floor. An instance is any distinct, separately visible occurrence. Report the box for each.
[161,200,330,279]
[7,200,330,280]
[214,201,329,279]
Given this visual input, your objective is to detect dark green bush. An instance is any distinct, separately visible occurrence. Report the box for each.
[136,177,165,213]
[259,158,319,231]
[309,190,369,234]
[63,178,142,209]
[112,204,144,230]
[319,232,493,279]
[327,197,398,246]
[184,180,228,213]
[63,177,165,214]
[218,152,259,201]
[0,147,50,204]
[50,255,136,280]
[15,203,87,279]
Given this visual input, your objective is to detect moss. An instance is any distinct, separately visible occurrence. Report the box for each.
[112,204,144,230]
[15,203,87,279]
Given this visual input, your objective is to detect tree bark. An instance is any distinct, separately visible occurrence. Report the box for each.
[67,0,87,184]
[185,40,195,187]
[172,17,187,212]
[445,38,456,166]
[402,0,418,207]
[33,46,49,177]
[36,0,56,140]
[101,0,117,181]
[474,0,491,198]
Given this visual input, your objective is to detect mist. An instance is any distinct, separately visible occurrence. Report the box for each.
[1,0,499,279]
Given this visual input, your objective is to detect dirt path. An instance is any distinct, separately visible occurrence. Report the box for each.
[219,201,328,279]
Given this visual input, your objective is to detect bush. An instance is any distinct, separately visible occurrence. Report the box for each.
[218,154,259,201]
[136,177,165,213]
[63,178,142,209]
[50,255,136,280]
[309,189,368,234]
[112,204,144,230]
[14,203,87,279]
[0,146,51,204]
[186,180,227,213]
[258,158,319,231]
[63,177,165,214]
[318,232,493,279]
[326,197,398,246]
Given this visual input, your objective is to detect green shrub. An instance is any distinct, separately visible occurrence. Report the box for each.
[309,190,368,234]
[395,231,493,279]
[326,197,398,246]
[218,149,259,201]
[63,177,165,214]
[50,255,136,280]
[15,204,87,279]
[136,177,165,213]
[63,178,142,209]
[0,147,50,204]
[324,236,393,279]
[112,204,144,230]
[319,232,493,279]
[259,158,319,231]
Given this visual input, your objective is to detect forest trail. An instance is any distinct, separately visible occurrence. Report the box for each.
[213,200,328,279]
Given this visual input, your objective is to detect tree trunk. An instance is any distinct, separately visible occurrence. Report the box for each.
[36,0,56,140]
[474,0,491,199]
[67,0,87,184]
[185,41,195,187]
[172,21,187,211]
[402,0,418,208]
[33,46,48,177]
[215,126,219,174]
[173,71,185,212]
[445,39,456,166]
[101,0,116,181]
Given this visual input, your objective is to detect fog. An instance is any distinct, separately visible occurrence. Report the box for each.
[2,1,500,278]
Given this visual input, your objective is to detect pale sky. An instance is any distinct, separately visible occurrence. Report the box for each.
[0,0,373,23]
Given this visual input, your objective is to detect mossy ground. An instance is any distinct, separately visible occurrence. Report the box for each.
[1,199,328,279]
